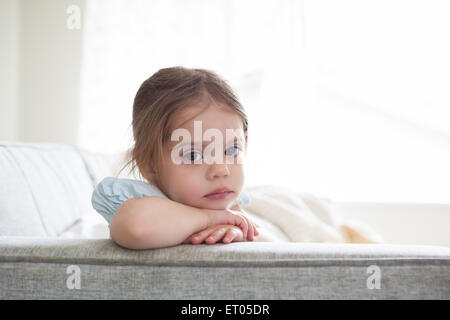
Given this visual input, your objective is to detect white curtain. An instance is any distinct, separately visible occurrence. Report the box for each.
[79,0,450,203]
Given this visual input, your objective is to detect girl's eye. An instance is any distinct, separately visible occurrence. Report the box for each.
[225,145,242,157]
[182,150,202,163]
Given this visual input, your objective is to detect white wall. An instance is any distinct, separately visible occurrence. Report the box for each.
[333,202,450,247]
[0,0,85,145]
[0,0,19,141]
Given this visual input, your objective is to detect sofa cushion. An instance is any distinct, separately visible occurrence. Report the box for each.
[0,142,96,237]
[0,144,46,236]
[76,148,133,186]
[0,237,449,299]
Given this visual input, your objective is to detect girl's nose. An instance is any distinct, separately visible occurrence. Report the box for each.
[206,162,230,180]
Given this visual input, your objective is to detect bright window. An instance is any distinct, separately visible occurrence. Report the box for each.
[79,0,450,203]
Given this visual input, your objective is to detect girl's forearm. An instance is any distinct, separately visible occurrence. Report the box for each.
[109,196,210,249]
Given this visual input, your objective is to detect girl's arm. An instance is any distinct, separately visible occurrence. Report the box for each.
[109,196,256,249]
[109,196,208,249]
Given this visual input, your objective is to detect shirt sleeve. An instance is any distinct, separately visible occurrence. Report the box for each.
[91,177,167,224]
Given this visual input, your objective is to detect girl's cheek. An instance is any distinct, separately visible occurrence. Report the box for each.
[174,170,205,202]
[231,164,245,188]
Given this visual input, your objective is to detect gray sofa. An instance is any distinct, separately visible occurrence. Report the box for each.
[1,141,449,299]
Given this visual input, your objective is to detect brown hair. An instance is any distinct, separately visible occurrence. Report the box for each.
[117,66,248,195]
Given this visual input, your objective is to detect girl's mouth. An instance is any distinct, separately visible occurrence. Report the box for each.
[204,191,233,200]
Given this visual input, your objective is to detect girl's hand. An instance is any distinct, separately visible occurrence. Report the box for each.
[183,224,245,244]
[205,204,260,241]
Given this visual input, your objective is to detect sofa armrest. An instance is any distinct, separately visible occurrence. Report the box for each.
[1,236,449,299]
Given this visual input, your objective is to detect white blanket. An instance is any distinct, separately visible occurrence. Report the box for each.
[242,185,384,244]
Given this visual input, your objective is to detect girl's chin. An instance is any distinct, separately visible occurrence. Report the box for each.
[199,199,234,211]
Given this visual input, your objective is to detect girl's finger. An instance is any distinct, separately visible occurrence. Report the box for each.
[205,228,228,244]
[222,229,237,243]
[245,217,255,241]
[226,210,248,240]
[237,215,249,240]
[191,229,215,244]
[253,223,260,236]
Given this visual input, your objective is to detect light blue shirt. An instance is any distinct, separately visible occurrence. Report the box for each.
[91,177,251,224]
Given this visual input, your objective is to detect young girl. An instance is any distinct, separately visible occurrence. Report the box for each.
[92,66,272,249]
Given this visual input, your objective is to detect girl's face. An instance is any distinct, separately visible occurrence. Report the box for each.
[157,101,247,210]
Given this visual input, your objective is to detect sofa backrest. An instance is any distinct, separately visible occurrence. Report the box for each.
[0,141,126,237]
